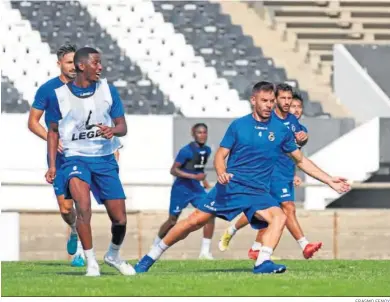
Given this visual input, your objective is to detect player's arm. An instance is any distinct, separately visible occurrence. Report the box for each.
[28,108,47,141]
[45,122,59,184]
[170,162,204,180]
[112,116,127,137]
[288,149,350,194]
[295,124,308,147]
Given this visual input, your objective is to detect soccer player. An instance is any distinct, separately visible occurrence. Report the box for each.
[28,44,85,267]
[134,81,350,274]
[152,123,215,259]
[45,47,134,277]
[219,86,322,260]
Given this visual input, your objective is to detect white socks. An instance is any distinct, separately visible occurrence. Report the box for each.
[107,242,121,259]
[227,225,237,236]
[200,238,211,255]
[153,236,162,247]
[84,248,98,265]
[70,223,77,235]
[255,246,273,266]
[148,240,169,260]
[251,241,262,251]
[76,240,84,258]
[297,237,309,250]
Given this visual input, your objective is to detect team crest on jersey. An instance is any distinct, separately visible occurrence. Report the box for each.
[291,124,296,132]
[268,132,275,141]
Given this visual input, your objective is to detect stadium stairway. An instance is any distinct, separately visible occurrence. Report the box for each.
[217,0,350,118]
[1,76,30,113]
[154,0,330,118]
[80,0,250,118]
[8,0,175,115]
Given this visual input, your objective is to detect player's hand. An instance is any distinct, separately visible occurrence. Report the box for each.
[295,131,308,144]
[97,125,114,139]
[217,172,234,185]
[293,175,302,187]
[57,140,64,154]
[327,176,351,194]
[193,173,206,181]
[45,167,56,184]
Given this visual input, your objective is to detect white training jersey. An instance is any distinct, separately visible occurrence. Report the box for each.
[49,78,123,157]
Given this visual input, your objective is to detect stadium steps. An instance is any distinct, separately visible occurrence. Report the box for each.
[1,76,30,113]
[10,0,174,115]
[218,0,350,118]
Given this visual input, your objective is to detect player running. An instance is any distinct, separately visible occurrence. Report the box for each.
[134,81,350,274]
[219,87,322,260]
[152,123,215,260]
[45,47,133,277]
[28,44,85,267]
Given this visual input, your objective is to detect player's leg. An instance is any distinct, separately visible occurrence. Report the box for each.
[91,157,135,275]
[199,216,215,259]
[68,177,99,276]
[135,209,214,273]
[56,194,85,267]
[153,214,179,246]
[103,199,135,275]
[63,162,99,276]
[280,201,322,259]
[251,206,287,274]
[219,214,249,252]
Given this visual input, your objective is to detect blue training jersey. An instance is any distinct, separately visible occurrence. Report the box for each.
[45,79,124,163]
[172,142,212,193]
[271,110,308,182]
[220,113,298,195]
[32,76,65,129]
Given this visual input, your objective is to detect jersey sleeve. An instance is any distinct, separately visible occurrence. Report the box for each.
[174,146,192,165]
[206,146,212,157]
[300,124,308,133]
[109,84,125,119]
[220,121,237,149]
[45,94,62,124]
[281,129,298,154]
[31,85,49,111]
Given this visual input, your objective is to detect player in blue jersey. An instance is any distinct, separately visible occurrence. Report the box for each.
[219,86,322,260]
[152,123,215,259]
[134,81,350,274]
[27,44,86,267]
[45,47,134,277]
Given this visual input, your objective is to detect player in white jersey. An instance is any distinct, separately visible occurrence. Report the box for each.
[45,47,134,277]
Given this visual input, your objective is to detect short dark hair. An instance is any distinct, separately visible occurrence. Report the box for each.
[275,83,293,97]
[74,47,100,72]
[251,81,275,96]
[56,43,77,60]
[192,123,208,132]
[292,92,304,105]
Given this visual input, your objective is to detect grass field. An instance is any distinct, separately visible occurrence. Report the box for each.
[2,260,390,296]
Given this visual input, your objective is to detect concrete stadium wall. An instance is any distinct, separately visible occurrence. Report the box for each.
[7,209,390,261]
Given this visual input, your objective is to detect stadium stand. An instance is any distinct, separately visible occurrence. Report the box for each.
[345,45,390,98]
[1,76,30,113]
[255,0,390,79]
[153,0,328,117]
[5,0,176,114]
[80,0,250,117]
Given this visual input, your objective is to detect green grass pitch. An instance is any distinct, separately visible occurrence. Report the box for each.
[2,260,389,296]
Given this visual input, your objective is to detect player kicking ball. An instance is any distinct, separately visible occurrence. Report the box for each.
[45,47,133,277]
[134,81,350,274]
[152,123,215,260]
[219,87,322,260]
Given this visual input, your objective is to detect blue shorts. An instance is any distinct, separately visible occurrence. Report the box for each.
[47,152,66,196]
[270,181,295,204]
[61,155,126,204]
[169,186,207,216]
[196,183,280,230]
